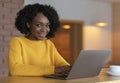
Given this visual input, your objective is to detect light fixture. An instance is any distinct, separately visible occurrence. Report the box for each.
[62,25,71,29]
[96,22,107,27]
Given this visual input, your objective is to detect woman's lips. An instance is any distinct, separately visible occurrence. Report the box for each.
[37,32,47,37]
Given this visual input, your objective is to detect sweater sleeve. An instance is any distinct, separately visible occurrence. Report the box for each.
[8,38,54,76]
[50,42,70,66]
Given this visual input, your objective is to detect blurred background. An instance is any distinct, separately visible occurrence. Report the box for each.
[0,0,120,76]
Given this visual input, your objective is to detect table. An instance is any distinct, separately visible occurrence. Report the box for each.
[0,68,120,83]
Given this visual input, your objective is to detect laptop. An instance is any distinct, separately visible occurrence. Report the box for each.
[43,50,111,80]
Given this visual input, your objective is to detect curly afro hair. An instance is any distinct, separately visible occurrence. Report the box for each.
[15,3,60,38]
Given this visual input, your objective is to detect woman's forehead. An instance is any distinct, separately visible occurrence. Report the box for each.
[31,13,50,24]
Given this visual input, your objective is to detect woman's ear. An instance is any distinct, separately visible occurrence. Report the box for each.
[27,22,30,28]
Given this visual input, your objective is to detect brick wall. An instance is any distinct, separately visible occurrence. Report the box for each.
[0,0,24,76]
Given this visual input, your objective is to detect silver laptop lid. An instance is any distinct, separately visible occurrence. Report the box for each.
[66,50,111,79]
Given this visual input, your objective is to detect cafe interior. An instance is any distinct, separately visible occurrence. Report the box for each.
[1,0,120,82]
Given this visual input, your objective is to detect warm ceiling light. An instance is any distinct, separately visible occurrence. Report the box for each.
[96,22,107,27]
[62,25,71,29]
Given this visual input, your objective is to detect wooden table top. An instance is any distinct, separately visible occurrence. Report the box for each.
[0,68,120,83]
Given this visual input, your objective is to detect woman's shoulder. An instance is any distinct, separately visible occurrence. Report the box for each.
[10,36,24,43]
[46,39,56,47]
[9,36,25,46]
[46,39,54,44]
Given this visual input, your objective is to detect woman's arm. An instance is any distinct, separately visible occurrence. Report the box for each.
[8,38,54,76]
[51,42,70,66]
[50,42,71,75]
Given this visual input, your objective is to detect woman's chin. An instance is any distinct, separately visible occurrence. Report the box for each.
[37,36,46,40]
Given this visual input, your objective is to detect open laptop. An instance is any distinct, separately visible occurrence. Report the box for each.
[44,50,111,80]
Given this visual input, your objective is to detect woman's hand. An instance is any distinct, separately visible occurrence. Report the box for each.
[55,65,71,76]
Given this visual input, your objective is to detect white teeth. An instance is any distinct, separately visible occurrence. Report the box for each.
[39,33,46,37]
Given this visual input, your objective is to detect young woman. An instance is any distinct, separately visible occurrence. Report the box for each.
[8,3,71,76]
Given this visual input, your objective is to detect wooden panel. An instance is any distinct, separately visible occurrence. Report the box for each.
[51,28,70,63]
[51,20,83,65]
[112,3,120,64]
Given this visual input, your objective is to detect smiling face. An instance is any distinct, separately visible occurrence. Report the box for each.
[27,13,50,40]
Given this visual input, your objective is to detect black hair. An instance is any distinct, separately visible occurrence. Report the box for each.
[15,3,60,38]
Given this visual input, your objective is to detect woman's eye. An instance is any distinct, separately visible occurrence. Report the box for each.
[36,24,41,27]
[35,23,50,28]
[46,25,50,28]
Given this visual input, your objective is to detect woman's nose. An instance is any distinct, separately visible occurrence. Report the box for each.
[40,26,47,31]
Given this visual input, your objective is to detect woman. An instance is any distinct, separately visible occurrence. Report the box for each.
[8,3,70,76]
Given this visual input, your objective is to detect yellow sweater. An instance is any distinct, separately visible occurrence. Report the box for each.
[8,37,69,76]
